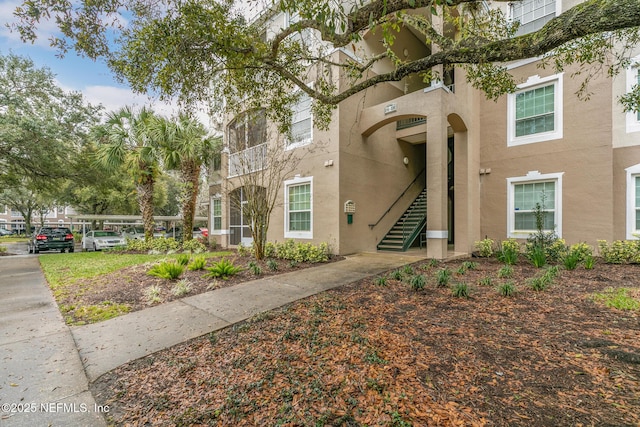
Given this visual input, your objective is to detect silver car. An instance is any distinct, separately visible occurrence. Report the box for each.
[82,230,126,251]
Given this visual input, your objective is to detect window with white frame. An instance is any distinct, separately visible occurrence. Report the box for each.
[626,60,640,133]
[212,198,222,232]
[626,163,640,239]
[287,89,313,148]
[284,176,312,238]
[507,171,563,238]
[508,74,563,146]
[511,0,557,36]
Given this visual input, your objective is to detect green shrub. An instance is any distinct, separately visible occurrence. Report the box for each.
[126,239,153,252]
[147,261,184,280]
[528,266,558,291]
[568,242,593,263]
[150,237,181,253]
[598,240,640,264]
[402,265,414,275]
[389,269,404,281]
[452,282,470,298]
[374,276,388,286]
[204,258,243,280]
[266,240,330,263]
[409,274,426,291]
[435,267,452,288]
[562,252,580,270]
[583,255,595,269]
[527,244,547,268]
[0,246,6,253]
[188,256,207,271]
[266,259,278,271]
[248,261,263,276]
[176,254,191,266]
[498,281,517,297]
[546,238,568,263]
[497,239,519,265]
[288,260,298,268]
[474,238,495,257]
[478,276,493,287]
[237,242,252,257]
[182,239,206,253]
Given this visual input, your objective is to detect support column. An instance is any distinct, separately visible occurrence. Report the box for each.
[426,112,449,259]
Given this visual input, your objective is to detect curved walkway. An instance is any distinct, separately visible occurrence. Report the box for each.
[0,252,425,426]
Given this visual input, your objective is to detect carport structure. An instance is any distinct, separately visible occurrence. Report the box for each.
[66,214,208,237]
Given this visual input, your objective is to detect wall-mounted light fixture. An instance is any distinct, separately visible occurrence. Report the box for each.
[403,157,409,165]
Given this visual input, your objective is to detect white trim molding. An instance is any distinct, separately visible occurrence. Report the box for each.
[507,73,564,147]
[284,175,313,239]
[626,163,640,240]
[626,58,640,134]
[506,170,564,239]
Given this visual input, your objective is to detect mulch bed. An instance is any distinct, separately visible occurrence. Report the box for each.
[90,258,640,426]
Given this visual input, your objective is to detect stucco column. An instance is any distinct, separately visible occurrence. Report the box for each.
[426,112,449,259]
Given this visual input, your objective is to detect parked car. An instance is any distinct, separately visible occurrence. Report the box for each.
[165,226,208,240]
[82,230,126,251]
[0,228,12,236]
[122,226,164,240]
[28,227,75,254]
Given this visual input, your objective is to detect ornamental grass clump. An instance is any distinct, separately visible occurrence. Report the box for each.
[188,256,207,271]
[452,282,470,298]
[435,267,452,288]
[409,274,426,291]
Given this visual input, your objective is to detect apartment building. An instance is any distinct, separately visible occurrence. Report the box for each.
[209,0,640,258]
[0,206,78,233]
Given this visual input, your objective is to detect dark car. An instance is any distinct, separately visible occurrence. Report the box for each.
[28,227,75,253]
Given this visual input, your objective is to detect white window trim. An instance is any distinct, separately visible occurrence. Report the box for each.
[626,163,640,240]
[626,58,640,134]
[509,0,561,35]
[286,84,314,150]
[507,73,564,147]
[210,196,223,235]
[507,170,563,239]
[284,175,313,239]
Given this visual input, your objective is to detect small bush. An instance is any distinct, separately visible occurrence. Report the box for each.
[248,261,262,276]
[204,258,243,280]
[498,281,517,297]
[474,238,495,257]
[182,239,206,253]
[452,282,470,298]
[146,285,163,304]
[497,239,519,265]
[147,261,184,280]
[409,274,426,291]
[583,255,595,269]
[171,279,192,296]
[389,270,404,281]
[402,265,414,275]
[237,243,252,257]
[592,287,640,311]
[176,254,191,266]
[462,261,478,271]
[288,260,298,268]
[188,256,207,271]
[598,240,640,264]
[562,252,580,270]
[527,244,547,268]
[546,238,568,263]
[266,259,278,271]
[435,267,452,288]
[149,237,181,253]
[374,276,388,286]
[478,276,493,287]
[498,264,514,279]
[568,242,593,263]
[528,266,558,291]
[428,258,439,268]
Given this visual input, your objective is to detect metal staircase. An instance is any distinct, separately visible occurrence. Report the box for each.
[377,188,427,251]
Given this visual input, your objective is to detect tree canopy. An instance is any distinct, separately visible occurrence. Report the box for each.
[10,0,640,129]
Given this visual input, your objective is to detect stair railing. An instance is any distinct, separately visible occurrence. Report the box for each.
[369,168,426,229]
[401,196,427,250]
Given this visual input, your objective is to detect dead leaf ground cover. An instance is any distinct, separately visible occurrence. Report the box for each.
[90,257,640,426]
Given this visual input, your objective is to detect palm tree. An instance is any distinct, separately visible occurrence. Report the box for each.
[94,106,162,240]
[152,114,218,242]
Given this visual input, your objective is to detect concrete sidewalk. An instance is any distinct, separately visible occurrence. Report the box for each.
[0,256,106,427]
[72,252,425,382]
[0,251,424,426]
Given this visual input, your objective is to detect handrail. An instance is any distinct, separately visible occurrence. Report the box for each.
[369,167,426,229]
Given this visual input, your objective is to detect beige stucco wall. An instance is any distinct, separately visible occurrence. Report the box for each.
[479,60,616,246]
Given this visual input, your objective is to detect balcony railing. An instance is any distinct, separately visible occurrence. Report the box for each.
[228,143,267,177]
[396,117,426,130]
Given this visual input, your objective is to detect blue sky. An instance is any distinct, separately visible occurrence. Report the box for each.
[0,0,208,121]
